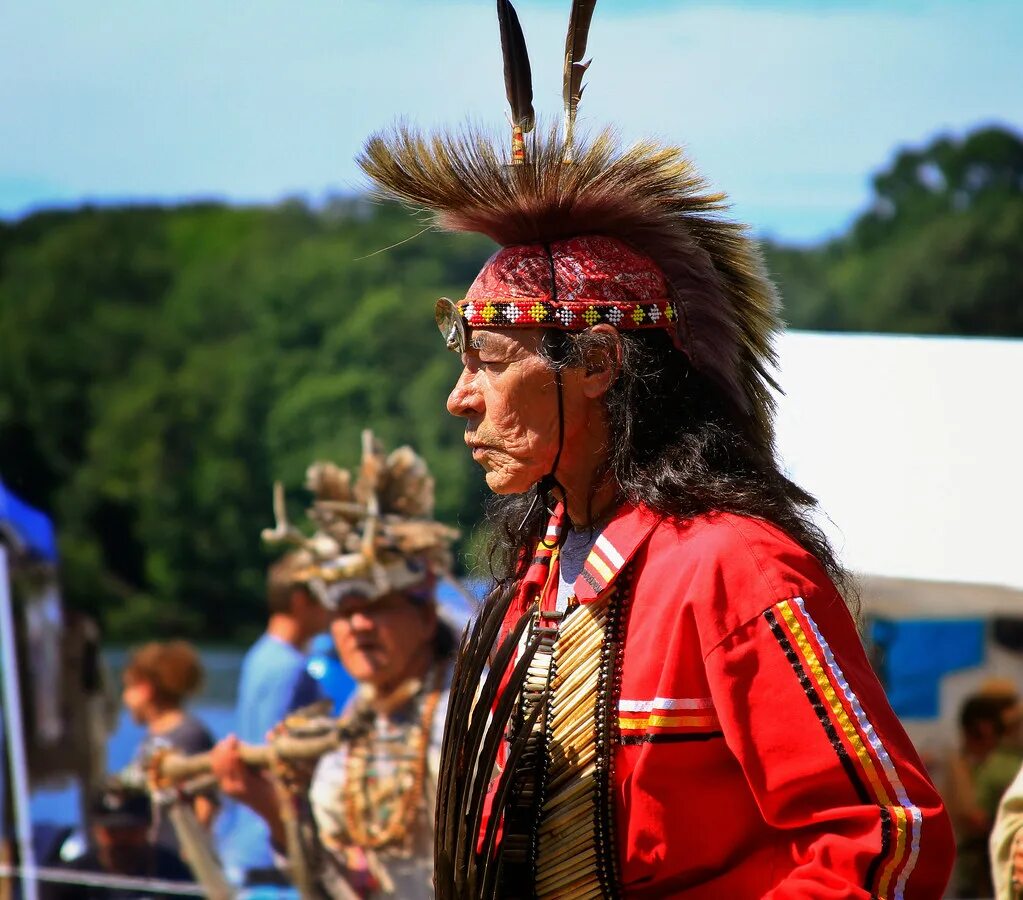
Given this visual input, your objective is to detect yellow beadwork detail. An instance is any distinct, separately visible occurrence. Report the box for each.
[618,714,719,729]
[631,306,646,324]
[481,302,498,322]
[587,551,614,582]
[583,306,600,326]
[529,303,548,321]
[878,805,909,900]
[776,600,891,806]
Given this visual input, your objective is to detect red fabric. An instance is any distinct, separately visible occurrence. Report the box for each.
[466,236,668,305]
[493,505,954,898]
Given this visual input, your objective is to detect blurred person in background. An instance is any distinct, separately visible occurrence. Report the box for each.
[212,581,456,899]
[120,640,216,853]
[990,757,1023,900]
[218,549,330,886]
[43,777,194,899]
[981,677,1023,751]
[947,692,1023,897]
[210,438,459,899]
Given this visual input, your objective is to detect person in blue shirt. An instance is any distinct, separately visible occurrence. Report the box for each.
[219,550,331,886]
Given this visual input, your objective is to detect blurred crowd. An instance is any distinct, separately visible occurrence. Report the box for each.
[42,550,361,897]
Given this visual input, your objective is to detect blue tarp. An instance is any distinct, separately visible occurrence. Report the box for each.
[870,618,987,718]
[0,482,58,562]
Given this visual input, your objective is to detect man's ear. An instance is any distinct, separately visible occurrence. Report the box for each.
[418,601,439,640]
[289,586,313,615]
[580,324,623,399]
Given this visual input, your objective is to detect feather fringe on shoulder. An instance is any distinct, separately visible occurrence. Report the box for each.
[358,121,781,446]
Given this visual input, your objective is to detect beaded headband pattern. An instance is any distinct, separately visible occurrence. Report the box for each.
[456,235,675,333]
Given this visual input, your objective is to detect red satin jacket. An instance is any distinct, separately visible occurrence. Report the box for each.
[497,503,954,898]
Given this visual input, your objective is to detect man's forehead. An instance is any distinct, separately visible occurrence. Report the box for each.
[334,588,427,615]
[466,328,542,353]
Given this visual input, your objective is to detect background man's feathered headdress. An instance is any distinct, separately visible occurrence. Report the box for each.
[261,430,459,607]
[358,0,782,445]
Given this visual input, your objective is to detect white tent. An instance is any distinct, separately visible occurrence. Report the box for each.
[774,331,1023,617]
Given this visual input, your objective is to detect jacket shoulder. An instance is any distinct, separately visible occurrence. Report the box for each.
[634,512,842,646]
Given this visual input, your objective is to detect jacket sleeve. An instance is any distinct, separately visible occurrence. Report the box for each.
[703,587,954,899]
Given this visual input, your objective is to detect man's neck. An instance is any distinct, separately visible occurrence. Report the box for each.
[266,613,304,649]
[559,470,619,530]
[371,647,435,709]
[147,707,185,735]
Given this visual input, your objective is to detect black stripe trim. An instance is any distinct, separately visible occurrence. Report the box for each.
[620,730,725,746]
[763,608,871,806]
[592,572,633,899]
[864,805,893,896]
[581,568,603,593]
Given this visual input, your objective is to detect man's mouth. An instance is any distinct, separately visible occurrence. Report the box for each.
[466,436,499,452]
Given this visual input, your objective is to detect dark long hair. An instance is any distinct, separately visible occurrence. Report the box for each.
[484,329,854,611]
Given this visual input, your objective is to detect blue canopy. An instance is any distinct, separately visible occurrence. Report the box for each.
[0,482,58,563]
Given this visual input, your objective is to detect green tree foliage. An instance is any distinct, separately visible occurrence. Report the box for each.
[1,124,1019,640]
[0,199,492,640]
[765,124,1023,335]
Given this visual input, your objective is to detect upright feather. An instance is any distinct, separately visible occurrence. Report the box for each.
[497,0,534,163]
[497,0,534,131]
[562,0,597,160]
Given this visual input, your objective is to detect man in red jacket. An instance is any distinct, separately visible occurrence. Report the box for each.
[359,3,953,895]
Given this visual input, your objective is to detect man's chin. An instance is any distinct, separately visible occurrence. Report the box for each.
[342,650,383,680]
[483,470,536,495]
[475,453,549,495]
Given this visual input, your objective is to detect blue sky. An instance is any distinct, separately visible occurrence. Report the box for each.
[1,0,1020,243]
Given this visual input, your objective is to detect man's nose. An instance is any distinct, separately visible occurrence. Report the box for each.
[447,368,481,418]
[347,608,378,631]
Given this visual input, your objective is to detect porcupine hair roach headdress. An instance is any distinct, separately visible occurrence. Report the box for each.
[261,430,460,608]
[359,0,783,448]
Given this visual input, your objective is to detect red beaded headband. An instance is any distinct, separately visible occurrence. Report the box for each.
[435,235,678,352]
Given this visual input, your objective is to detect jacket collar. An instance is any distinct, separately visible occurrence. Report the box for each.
[513,501,660,616]
[571,502,661,603]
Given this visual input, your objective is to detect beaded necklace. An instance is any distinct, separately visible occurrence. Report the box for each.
[340,664,444,852]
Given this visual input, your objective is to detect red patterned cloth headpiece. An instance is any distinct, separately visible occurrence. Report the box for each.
[456,235,676,333]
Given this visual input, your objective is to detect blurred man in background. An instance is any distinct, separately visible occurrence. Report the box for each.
[212,579,455,899]
[43,777,193,899]
[211,438,459,899]
[218,550,329,886]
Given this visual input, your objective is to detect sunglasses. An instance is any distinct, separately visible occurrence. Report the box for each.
[435,297,467,354]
